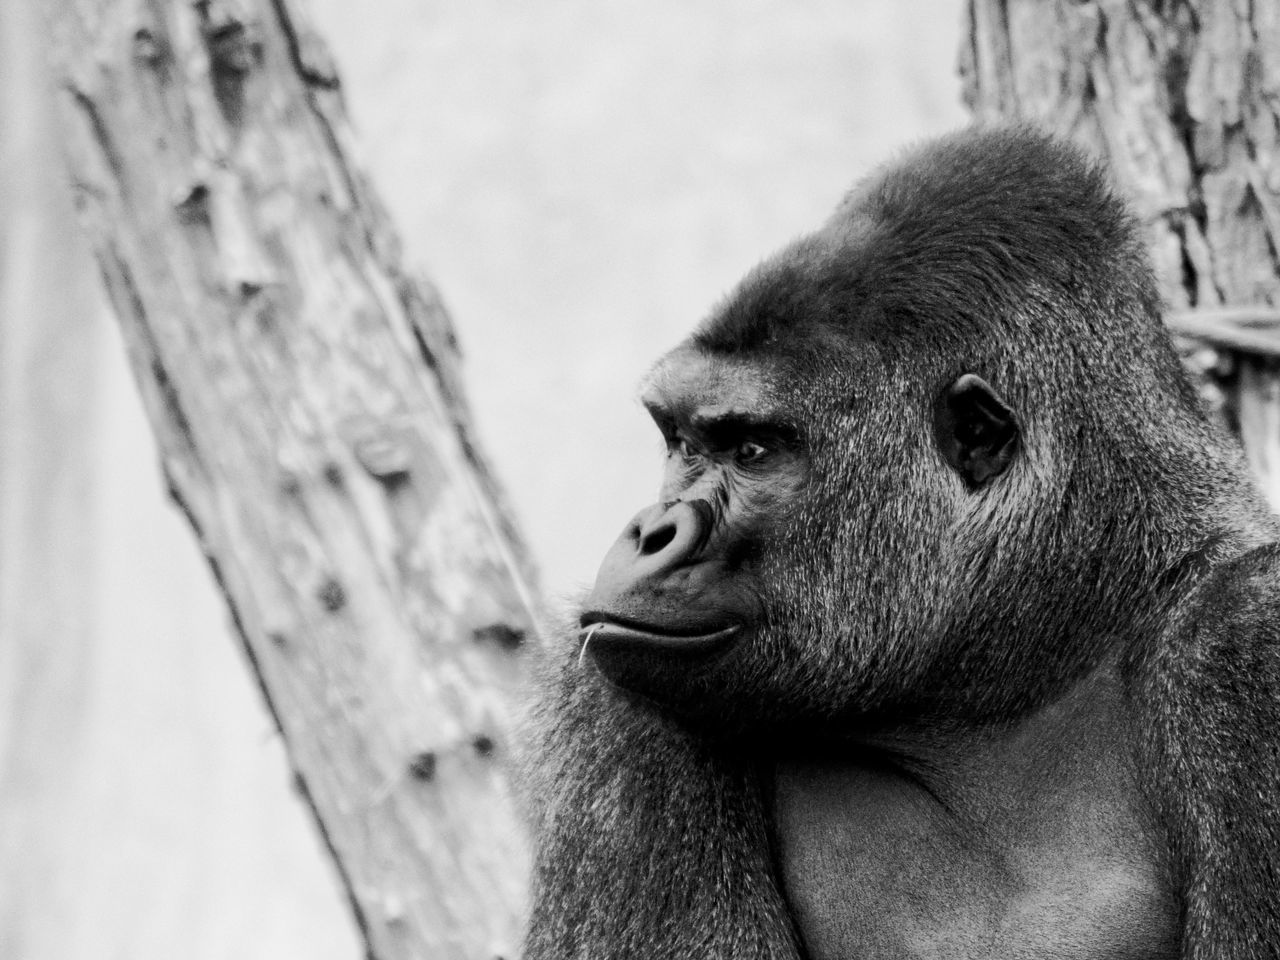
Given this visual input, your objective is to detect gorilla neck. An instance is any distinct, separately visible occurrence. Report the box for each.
[771,659,1179,960]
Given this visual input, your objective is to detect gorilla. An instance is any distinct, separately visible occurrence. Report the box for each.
[522,126,1280,959]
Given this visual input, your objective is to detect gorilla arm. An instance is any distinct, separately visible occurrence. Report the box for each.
[1143,544,1280,957]
[521,636,803,960]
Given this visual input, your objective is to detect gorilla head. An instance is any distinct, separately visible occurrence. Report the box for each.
[578,127,1238,733]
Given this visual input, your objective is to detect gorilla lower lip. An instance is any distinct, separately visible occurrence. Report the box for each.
[578,620,741,659]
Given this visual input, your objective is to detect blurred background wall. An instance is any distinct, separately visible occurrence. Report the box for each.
[0,0,966,955]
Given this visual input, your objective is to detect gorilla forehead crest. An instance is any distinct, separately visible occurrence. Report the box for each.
[697,126,1151,357]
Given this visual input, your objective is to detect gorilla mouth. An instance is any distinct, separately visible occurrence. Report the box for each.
[577,614,742,660]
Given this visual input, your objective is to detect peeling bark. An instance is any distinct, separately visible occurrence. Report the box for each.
[963,0,1280,506]
[44,1,536,957]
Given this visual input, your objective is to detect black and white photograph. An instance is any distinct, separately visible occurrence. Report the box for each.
[2,1,1278,957]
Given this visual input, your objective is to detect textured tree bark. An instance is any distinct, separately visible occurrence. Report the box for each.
[45,1,537,957]
[962,0,1280,506]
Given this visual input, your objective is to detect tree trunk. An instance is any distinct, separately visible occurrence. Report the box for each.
[44,1,537,958]
[962,0,1280,506]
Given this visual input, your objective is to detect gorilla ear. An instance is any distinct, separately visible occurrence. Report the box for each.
[933,374,1020,488]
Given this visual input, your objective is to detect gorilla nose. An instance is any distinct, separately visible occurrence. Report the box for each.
[582,496,732,642]
[636,505,679,556]
[631,500,711,573]
[585,500,714,620]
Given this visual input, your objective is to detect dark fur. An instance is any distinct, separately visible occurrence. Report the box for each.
[522,634,802,959]
[523,127,1280,958]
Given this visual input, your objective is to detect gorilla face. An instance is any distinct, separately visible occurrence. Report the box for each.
[578,309,1023,731]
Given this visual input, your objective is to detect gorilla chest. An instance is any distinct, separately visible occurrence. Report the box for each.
[771,759,1179,960]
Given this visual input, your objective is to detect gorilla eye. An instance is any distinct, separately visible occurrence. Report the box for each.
[670,437,696,461]
[735,441,769,465]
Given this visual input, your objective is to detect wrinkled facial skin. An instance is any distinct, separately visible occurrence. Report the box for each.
[580,346,812,714]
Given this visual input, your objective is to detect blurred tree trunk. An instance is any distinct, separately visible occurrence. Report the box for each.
[44,1,537,958]
[963,0,1280,506]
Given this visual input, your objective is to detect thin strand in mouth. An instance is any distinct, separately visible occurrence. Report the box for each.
[578,623,603,668]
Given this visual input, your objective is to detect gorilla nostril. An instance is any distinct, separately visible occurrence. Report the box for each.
[639,523,678,556]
